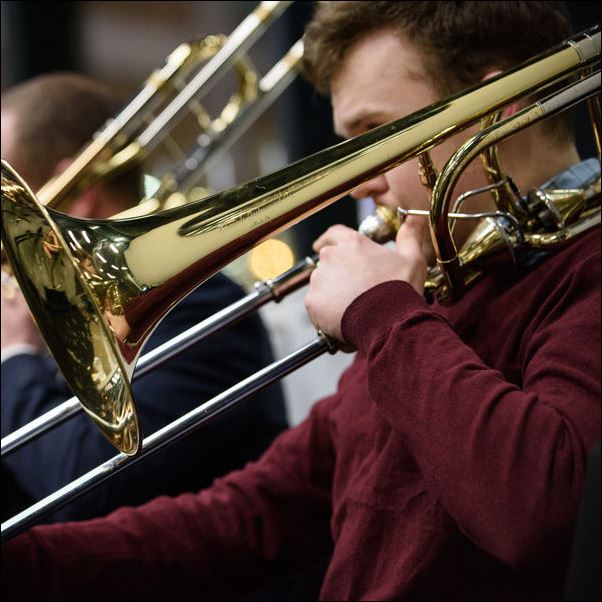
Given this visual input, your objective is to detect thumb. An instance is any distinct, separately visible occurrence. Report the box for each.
[395,215,429,255]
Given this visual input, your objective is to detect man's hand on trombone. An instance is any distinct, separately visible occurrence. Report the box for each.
[305,215,429,343]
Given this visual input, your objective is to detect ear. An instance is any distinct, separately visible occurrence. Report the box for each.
[482,70,521,120]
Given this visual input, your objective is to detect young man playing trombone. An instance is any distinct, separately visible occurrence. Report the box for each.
[2,2,600,600]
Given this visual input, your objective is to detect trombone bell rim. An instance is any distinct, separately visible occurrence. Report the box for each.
[0,160,141,455]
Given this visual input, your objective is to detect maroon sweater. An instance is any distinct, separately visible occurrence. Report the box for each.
[2,227,600,601]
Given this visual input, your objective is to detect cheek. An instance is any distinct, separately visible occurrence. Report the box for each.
[430,138,491,206]
[388,161,430,210]
[447,159,492,214]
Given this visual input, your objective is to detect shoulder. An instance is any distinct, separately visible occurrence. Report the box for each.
[522,226,600,332]
[0,352,57,382]
[537,226,600,286]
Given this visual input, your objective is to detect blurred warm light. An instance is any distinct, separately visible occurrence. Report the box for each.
[248,238,294,280]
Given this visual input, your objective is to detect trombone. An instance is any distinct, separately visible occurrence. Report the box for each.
[35,0,298,211]
[1,27,600,540]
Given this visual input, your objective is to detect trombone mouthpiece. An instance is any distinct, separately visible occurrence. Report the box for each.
[358,205,401,243]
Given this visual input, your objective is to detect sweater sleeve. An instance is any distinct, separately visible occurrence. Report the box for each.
[341,250,601,572]
[1,396,335,601]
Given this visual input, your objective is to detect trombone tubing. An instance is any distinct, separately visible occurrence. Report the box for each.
[1,336,331,542]
[0,256,314,456]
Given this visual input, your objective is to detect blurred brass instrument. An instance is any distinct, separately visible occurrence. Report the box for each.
[1,27,600,541]
[37,0,298,211]
[0,0,302,293]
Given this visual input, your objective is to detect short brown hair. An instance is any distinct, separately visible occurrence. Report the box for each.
[1,72,140,201]
[302,1,574,140]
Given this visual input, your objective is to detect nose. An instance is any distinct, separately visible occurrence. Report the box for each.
[350,173,389,201]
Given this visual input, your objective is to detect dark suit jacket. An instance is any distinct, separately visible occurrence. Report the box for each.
[1,272,288,523]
